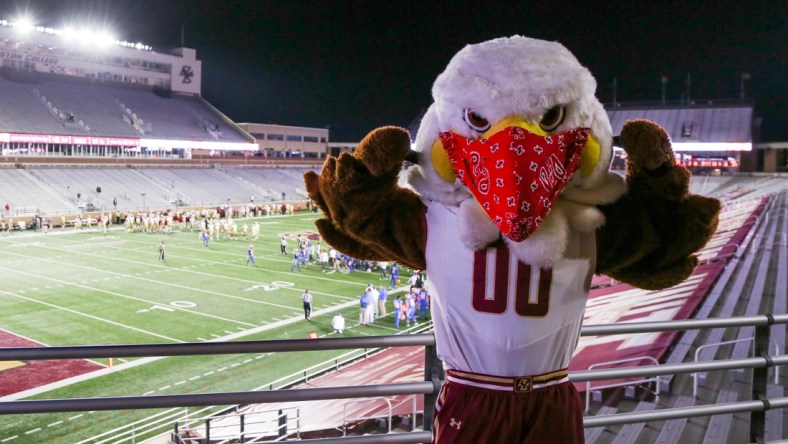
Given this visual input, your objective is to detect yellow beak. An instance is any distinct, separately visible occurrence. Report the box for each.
[431,116,601,182]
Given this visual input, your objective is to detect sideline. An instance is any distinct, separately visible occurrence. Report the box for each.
[2,287,411,401]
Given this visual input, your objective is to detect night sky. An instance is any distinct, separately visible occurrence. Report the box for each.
[4,0,787,142]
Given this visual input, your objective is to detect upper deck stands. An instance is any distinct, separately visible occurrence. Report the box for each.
[0,76,249,143]
[608,105,753,143]
[0,77,71,135]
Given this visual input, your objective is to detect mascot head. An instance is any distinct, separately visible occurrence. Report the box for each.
[407,36,625,266]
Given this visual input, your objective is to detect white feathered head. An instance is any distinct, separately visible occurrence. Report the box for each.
[407,36,625,267]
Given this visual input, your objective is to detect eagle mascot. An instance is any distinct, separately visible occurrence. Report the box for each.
[305,36,721,443]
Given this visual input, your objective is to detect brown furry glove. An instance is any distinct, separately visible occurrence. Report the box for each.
[304,127,427,270]
[597,119,722,290]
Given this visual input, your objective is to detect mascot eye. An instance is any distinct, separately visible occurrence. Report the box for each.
[463,109,491,132]
[539,105,566,132]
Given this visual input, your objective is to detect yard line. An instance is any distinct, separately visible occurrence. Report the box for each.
[55,235,371,292]
[2,245,351,308]
[0,289,183,342]
[0,327,51,347]
[1,298,364,401]
[0,264,258,328]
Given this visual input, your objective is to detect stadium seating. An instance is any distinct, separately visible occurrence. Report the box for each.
[0,76,249,143]
[0,167,78,215]
[0,164,318,216]
[0,77,71,135]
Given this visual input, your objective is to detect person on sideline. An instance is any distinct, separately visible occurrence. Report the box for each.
[359,291,370,325]
[378,285,388,317]
[158,241,166,261]
[246,244,256,266]
[393,296,402,329]
[302,290,313,320]
[332,313,345,334]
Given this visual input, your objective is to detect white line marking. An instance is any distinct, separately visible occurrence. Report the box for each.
[0,289,181,342]
[0,262,257,328]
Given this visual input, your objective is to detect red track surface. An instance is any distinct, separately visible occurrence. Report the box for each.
[0,330,104,397]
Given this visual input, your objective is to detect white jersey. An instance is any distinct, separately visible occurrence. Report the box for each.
[425,201,595,377]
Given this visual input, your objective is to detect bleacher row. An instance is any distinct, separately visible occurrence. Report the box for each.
[607,106,752,143]
[0,76,248,142]
[580,191,787,443]
[0,166,315,216]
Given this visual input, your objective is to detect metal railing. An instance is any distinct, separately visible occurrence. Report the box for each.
[584,356,661,412]
[1,314,785,443]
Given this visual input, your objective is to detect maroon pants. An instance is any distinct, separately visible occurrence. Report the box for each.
[432,379,584,443]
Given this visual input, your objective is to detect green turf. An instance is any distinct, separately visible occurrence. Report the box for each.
[0,212,421,442]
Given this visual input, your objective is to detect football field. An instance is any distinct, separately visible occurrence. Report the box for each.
[0,212,413,442]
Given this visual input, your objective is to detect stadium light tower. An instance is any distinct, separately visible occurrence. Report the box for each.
[740,72,751,103]
[13,17,35,34]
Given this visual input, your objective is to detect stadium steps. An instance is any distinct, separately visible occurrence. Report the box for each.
[609,401,656,444]
[652,395,696,444]
[586,191,787,443]
[35,80,140,138]
[702,390,739,443]
[0,167,77,216]
[585,406,619,443]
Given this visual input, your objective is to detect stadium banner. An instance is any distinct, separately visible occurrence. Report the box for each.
[0,49,59,66]
[0,133,140,147]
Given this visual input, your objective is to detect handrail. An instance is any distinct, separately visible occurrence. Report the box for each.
[343,397,393,436]
[584,398,788,428]
[585,356,660,412]
[0,382,436,414]
[1,314,784,362]
[0,334,435,361]
[1,313,785,442]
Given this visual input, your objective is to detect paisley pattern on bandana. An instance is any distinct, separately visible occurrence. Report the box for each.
[440,126,589,241]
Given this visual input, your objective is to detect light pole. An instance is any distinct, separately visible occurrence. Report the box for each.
[740,72,751,102]
[141,193,146,211]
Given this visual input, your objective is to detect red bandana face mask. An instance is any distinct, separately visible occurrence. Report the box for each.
[440,126,589,242]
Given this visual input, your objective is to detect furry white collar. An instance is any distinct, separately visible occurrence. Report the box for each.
[449,171,626,268]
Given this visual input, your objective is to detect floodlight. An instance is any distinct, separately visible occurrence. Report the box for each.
[59,27,75,40]
[14,17,35,33]
[94,31,115,47]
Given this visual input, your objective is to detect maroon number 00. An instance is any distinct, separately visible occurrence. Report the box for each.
[471,248,551,317]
